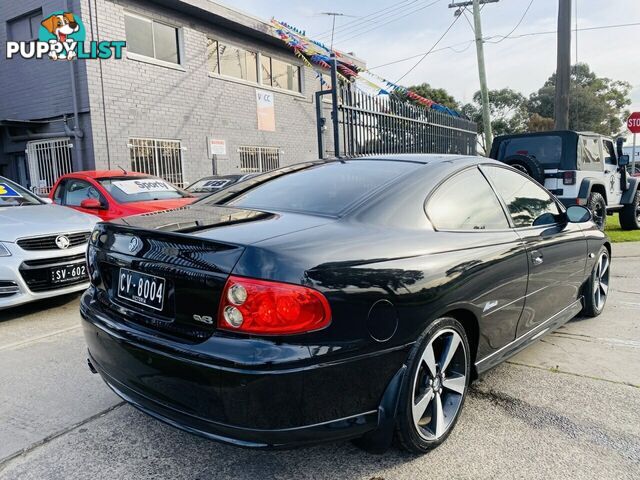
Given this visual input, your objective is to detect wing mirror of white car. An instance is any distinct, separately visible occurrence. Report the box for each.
[41,197,53,204]
[619,154,630,167]
[566,205,592,223]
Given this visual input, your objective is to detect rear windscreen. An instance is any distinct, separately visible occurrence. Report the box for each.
[496,136,563,165]
[223,160,420,216]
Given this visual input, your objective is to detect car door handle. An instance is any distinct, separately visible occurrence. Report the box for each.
[531,251,544,266]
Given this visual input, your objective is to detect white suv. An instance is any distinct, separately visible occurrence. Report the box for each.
[491,130,639,230]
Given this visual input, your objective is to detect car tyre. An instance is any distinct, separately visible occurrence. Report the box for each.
[619,192,640,230]
[503,154,546,185]
[581,246,610,318]
[587,192,607,231]
[396,317,470,453]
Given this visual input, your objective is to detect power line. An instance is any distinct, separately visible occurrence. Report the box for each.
[369,21,640,69]
[312,0,421,39]
[485,0,535,44]
[332,0,443,46]
[394,12,462,83]
[485,21,640,42]
[329,0,442,45]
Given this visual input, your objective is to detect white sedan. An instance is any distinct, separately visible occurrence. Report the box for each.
[0,177,98,309]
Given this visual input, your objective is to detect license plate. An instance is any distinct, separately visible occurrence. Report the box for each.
[117,268,165,311]
[50,263,87,284]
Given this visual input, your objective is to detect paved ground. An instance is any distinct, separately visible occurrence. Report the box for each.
[1,243,639,480]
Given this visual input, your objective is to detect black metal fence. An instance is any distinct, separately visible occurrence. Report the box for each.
[332,86,477,158]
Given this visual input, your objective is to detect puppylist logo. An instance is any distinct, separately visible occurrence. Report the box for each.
[6,11,125,61]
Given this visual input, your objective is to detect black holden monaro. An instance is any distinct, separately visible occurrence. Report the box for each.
[81,155,609,453]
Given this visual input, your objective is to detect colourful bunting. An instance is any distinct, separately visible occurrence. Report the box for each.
[270,18,463,117]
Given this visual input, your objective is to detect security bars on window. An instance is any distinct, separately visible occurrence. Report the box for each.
[128,138,185,187]
[26,138,73,195]
[238,146,281,173]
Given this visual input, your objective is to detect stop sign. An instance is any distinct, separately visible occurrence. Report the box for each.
[628,112,640,134]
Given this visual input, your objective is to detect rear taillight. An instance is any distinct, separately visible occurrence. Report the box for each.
[218,275,331,335]
[563,171,576,185]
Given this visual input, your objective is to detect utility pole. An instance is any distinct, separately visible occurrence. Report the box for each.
[554,0,572,130]
[449,0,498,154]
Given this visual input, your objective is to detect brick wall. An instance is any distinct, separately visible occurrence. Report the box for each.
[0,0,90,122]
[83,0,322,184]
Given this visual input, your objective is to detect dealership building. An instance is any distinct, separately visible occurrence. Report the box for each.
[0,0,358,191]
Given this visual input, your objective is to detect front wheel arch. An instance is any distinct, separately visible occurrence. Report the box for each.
[443,308,479,380]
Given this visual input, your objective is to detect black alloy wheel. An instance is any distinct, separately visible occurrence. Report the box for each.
[396,317,470,453]
[619,192,640,230]
[587,192,607,231]
[581,247,610,317]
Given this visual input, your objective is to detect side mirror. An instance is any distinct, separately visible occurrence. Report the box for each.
[80,198,102,209]
[566,205,592,223]
[619,154,630,167]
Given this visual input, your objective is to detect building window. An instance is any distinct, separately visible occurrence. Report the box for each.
[7,9,42,41]
[208,39,257,82]
[128,138,184,186]
[238,146,281,173]
[124,13,180,64]
[261,55,301,93]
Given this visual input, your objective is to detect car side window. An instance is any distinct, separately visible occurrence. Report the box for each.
[53,180,66,203]
[483,166,562,228]
[426,168,509,231]
[582,137,602,167]
[603,140,616,165]
[63,179,104,207]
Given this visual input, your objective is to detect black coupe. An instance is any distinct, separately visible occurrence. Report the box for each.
[81,155,609,453]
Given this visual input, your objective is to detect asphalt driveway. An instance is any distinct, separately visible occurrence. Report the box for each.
[1,243,639,480]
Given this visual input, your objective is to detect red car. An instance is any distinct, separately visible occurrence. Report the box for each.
[50,170,196,221]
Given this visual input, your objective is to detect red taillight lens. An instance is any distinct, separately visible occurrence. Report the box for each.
[218,275,331,335]
[563,171,576,185]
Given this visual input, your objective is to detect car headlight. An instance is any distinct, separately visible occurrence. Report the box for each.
[0,243,12,257]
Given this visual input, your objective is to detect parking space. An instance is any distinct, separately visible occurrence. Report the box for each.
[1,244,639,480]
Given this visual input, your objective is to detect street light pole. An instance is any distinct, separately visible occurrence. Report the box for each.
[471,0,493,154]
[449,0,498,154]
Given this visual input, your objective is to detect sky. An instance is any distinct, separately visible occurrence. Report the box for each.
[219,0,640,116]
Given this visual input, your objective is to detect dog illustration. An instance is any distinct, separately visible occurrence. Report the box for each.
[40,13,80,60]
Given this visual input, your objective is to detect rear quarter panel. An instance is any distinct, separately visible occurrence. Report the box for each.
[233,222,528,364]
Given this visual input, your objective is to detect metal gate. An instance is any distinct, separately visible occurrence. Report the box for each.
[315,60,477,158]
[128,138,185,186]
[337,87,477,157]
[26,138,73,195]
[238,146,281,173]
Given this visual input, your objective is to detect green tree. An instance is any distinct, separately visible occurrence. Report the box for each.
[461,88,529,151]
[528,63,631,135]
[527,113,555,132]
[405,83,461,110]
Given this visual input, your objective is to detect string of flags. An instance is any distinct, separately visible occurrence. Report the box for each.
[270,19,463,118]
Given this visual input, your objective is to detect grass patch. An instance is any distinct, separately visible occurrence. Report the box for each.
[605,213,640,242]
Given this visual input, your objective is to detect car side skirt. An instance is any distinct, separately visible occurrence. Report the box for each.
[475,297,583,374]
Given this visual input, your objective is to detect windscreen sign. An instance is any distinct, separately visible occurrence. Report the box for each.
[113,180,177,195]
[0,183,22,197]
[5,11,125,61]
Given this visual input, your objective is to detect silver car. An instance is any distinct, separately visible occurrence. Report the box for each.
[0,177,98,309]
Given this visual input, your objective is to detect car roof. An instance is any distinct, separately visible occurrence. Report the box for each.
[346,154,502,169]
[63,170,150,179]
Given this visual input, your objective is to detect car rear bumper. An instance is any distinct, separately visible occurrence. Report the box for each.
[80,290,410,448]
